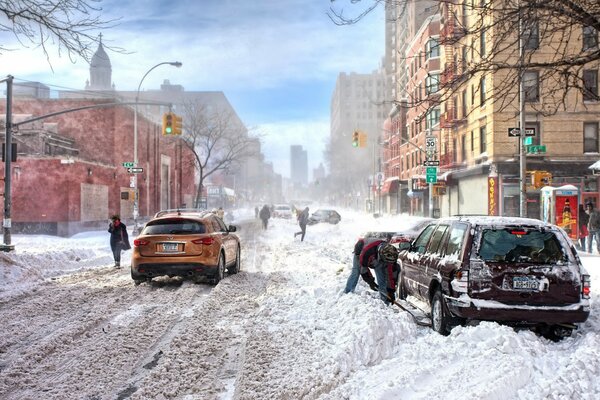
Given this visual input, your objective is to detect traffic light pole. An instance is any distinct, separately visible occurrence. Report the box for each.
[518,3,527,218]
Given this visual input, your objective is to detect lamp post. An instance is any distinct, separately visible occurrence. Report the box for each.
[133,61,182,234]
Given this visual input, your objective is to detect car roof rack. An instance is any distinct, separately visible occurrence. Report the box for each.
[154,208,210,218]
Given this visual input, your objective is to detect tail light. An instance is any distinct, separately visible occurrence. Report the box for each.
[192,237,215,245]
[134,239,149,247]
[451,269,469,293]
[582,274,591,299]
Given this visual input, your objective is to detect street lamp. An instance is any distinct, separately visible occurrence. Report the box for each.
[133,61,182,234]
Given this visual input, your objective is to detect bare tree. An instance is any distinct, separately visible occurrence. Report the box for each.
[180,100,259,208]
[329,0,600,116]
[0,0,119,64]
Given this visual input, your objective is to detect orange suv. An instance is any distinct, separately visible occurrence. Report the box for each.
[131,209,241,285]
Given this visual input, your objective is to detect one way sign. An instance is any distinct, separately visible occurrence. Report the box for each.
[508,127,536,137]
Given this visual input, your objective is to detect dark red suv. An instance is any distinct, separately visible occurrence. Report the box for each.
[397,216,590,340]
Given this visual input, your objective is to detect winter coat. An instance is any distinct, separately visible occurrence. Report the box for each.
[589,210,600,231]
[109,221,131,251]
[298,208,309,227]
[579,207,590,228]
[259,206,271,221]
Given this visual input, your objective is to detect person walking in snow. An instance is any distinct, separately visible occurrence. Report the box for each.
[259,204,271,230]
[216,207,225,220]
[294,207,309,241]
[108,215,131,268]
[579,204,590,251]
[587,202,600,254]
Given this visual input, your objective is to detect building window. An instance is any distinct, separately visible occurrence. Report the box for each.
[471,84,475,106]
[426,107,441,129]
[583,70,599,101]
[523,20,539,50]
[583,26,599,51]
[462,89,468,117]
[425,73,440,94]
[480,77,486,106]
[461,134,466,161]
[425,37,440,59]
[524,71,539,102]
[471,130,474,152]
[584,122,599,153]
[480,29,486,57]
[480,126,487,153]
[526,121,541,146]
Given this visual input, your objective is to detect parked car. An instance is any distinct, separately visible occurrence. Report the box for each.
[307,209,341,225]
[389,217,434,247]
[272,204,293,219]
[397,216,590,340]
[131,209,241,285]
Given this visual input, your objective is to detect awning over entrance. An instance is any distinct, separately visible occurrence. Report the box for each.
[588,160,600,170]
[381,177,399,195]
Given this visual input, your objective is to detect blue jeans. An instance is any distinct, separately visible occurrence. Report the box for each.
[344,254,360,293]
[588,230,600,253]
[373,261,390,303]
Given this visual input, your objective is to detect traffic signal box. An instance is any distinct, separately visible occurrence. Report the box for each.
[173,114,183,135]
[530,170,553,189]
[162,112,174,135]
[352,131,359,147]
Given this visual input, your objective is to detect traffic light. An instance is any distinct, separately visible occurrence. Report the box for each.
[162,112,174,135]
[173,114,183,135]
[531,170,553,189]
[352,131,359,147]
[358,132,367,148]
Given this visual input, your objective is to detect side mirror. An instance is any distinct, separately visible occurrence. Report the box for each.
[228,225,237,232]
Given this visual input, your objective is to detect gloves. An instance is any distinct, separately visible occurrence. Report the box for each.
[369,283,379,292]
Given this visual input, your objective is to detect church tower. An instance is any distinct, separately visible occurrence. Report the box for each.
[85,34,114,91]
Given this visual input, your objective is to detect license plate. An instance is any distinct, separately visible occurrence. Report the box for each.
[512,276,539,290]
[161,243,178,252]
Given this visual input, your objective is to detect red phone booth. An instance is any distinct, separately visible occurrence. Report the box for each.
[541,185,579,241]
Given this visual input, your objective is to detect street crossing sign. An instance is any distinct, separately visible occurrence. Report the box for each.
[127,167,144,174]
[122,162,134,167]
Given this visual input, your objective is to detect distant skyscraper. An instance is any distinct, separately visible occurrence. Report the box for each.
[290,145,308,186]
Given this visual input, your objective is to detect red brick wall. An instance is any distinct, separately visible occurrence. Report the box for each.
[0,98,196,234]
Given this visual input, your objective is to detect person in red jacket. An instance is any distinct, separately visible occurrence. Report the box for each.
[344,237,378,293]
[359,235,399,304]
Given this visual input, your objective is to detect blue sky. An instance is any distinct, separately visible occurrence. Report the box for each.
[0,0,384,178]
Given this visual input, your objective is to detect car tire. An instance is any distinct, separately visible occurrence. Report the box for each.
[229,246,241,274]
[131,270,145,285]
[431,290,450,336]
[396,273,408,300]
[214,253,225,284]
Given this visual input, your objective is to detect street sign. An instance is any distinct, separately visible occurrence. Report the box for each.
[524,137,533,145]
[423,160,440,166]
[425,136,437,151]
[122,162,134,168]
[508,128,536,137]
[526,145,546,154]
[426,166,437,184]
[127,167,144,174]
[426,174,437,184]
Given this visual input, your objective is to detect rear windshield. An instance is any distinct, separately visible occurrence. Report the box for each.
[478,228,567,264]
[143,219,206,235]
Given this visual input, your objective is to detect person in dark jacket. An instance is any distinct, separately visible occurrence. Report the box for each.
[579,204,590,251]
[108,215,131,268]
[587,203,600,253]
[259,204,271,230]
[358,234,399,304]
[294,207,309,241]
[344,236,378,293]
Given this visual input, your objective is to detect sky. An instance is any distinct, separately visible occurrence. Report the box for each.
[0,0,385,179]
[1,209,600,398]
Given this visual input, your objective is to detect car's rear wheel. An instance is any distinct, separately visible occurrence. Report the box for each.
[214,253,225,284]
[229,246,241,274]
[431,290,450,336]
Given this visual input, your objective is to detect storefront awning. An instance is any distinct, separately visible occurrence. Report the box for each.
[381,177,399,195]
[588,160,600,170]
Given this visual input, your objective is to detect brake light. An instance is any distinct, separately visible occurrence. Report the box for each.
[510,230,527,235]
[134,239,149,247]
[582,274,591,299]
[451,269,469,293]
[192,237,215,245]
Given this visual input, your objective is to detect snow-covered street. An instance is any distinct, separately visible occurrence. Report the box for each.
[1,210,599,400]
